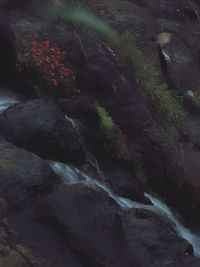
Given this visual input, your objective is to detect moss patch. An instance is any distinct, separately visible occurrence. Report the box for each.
[110,32,186,124]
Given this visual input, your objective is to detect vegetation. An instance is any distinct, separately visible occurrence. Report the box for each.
[45,3,118,43]
[17,35,78,95]
[111,32,186,124]
[96,105,130,160]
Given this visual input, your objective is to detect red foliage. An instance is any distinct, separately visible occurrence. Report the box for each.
[17,35,78,92]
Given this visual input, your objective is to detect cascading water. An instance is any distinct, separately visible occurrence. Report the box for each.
[146,193,200,256]
[0,90,19,112]
[0,97,18,112]
[50,161,148,209]
[50,161,200,257]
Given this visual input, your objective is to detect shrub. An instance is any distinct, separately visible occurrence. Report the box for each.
[17,35,79,94]
[96,105,129,160]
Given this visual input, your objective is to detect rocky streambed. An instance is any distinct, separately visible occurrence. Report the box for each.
[0,94,197,267]
[0,0,200,266]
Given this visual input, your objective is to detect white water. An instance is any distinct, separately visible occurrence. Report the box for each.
[0,97,18,112]
[145,193,200,256]
[50,161,200,256]
[50,161,148,209]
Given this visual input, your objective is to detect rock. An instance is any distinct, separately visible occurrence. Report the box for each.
[0,141,58,209]
[0,197,50,267]
[121,208,195,267]
[0,10,17,86]
[158,33,200,93]
[104,169,150,204]
[58,95,98,127]
[34,183,133,267]
[8,211,83,267]
[0,99,85,164]
[24,182,199,267]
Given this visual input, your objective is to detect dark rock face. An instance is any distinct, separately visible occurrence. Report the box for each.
[0,141,58,209]
[121,208,193,267]
[9,211,84,267]
[34,184,130,267]
[2,0,200,266]
[11,182,198,267]
[0,99,85,164]
[0,9,16,85]
[59,95,99,128]
[104,168,150,204]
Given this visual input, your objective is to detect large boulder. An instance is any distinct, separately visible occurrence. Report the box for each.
[0,197,52,267]
[0,141,58,209]
[33,183,132,267]
[121,208,195,267]
[8,211,84,267]
[0,99,85,163]
[21,182,200,267]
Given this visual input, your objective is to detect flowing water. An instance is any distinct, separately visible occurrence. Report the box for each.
[51,161,200,256]
[1,95,200,257]
[146,193,200,256]
[0,96,18,112]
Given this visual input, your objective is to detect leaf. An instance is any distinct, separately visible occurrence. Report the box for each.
[46,4,118,42]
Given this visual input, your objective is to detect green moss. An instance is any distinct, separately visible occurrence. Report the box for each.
[149,84,186,123]
[110,32,186,124]
[96,105,115,140]
[159,126,175,149]
[96,104,148,182]
[96,105,130,160]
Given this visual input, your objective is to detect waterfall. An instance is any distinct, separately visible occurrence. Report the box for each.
[50,161,200,256]
[0,97,18,112]
[50,161,148,209]
[146,193,200,256]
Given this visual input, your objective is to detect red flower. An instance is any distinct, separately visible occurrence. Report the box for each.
[17,35,77,92]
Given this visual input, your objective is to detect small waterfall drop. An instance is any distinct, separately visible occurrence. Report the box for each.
[0,89,19,112]
[146,193,200,256]
[0,97,18,112]
[50,161,200,256]
[50,161,147,209]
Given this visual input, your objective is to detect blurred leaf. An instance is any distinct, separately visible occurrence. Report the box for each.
[46,4,118,42]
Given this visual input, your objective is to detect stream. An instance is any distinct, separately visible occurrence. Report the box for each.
[0,90,18,112]
[1,95,200,257]
[51,161,200,257]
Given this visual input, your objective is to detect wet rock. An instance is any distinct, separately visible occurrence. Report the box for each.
[157,33,200,93]
[0,141,58,209]
[104,169,150,204]
[25,182,199,267]
[34,183,131,267]
[0,99,85,164]
[121,208,195,267]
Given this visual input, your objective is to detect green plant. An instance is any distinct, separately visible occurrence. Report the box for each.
[43,3,118,43]
[149,84,186,123]
[96,105,129,160]
[159,126,174,149]
[110,32,186,124]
